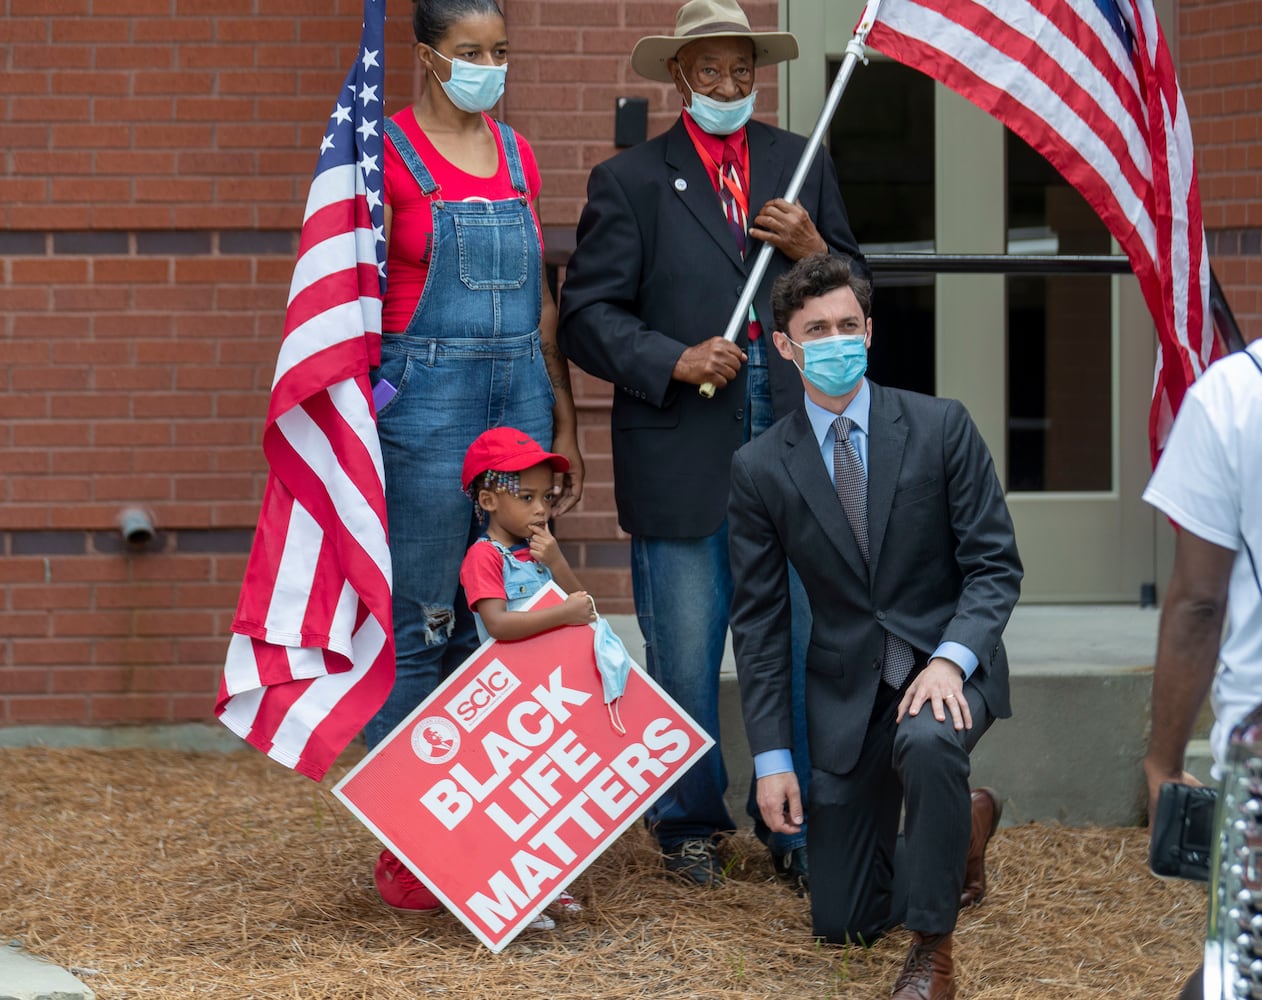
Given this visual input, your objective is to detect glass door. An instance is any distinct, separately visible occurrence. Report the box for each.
[782,0,1159,602]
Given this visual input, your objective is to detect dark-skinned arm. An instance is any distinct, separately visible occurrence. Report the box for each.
[474,593,595,642]
[1143,527,1235,823]
[535,201,585,516]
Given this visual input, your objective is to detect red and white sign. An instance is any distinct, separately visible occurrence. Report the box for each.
[333,583,714,952]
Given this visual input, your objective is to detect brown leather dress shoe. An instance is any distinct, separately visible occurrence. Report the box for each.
[891,932,955,1000]
[959,787,1002,908]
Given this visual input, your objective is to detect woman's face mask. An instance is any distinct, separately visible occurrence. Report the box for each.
[430,48,507,113]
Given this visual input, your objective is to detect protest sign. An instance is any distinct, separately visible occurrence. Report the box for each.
[333,583,714,952]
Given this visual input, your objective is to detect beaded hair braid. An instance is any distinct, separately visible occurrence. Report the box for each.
[467,469,520,524]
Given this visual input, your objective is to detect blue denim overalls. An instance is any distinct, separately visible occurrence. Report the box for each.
[470,537,554,644]
[365,119,555,747]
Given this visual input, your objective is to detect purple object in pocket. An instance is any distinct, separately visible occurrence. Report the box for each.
[372,378,397,411]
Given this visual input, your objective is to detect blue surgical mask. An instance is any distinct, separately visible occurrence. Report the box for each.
[789,333,868,397]
[683,78,756,136]
[592,617,632,735]
[431,49,506,113]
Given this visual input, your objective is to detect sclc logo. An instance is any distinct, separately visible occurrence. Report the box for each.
[446,658,520,732]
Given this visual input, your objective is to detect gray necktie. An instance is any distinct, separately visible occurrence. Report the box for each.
[833,416,917,689]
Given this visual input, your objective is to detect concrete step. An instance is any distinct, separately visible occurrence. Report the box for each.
[610,604,1164,829]
[0,942,95,1000]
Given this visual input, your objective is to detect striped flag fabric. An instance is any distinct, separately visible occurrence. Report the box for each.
[861,0,1219,462]
[216,0,393,781]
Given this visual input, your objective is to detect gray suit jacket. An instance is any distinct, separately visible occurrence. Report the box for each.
[728,382,1023,775]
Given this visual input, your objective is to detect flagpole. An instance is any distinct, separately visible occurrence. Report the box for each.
[699,0,887,398]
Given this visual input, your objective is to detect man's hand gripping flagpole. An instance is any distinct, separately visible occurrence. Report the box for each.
[698,0,885,399]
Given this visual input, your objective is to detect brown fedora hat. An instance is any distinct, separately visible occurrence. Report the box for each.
[630,0,799,83]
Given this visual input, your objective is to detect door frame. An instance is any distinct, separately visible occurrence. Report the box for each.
[781,0,1162,602]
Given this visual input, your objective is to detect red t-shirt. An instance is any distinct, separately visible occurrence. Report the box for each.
[382,107,544,333]
[459,538,534,611]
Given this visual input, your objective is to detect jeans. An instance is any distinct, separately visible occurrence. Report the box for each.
[365,332,554,748]
[632,528,736,849]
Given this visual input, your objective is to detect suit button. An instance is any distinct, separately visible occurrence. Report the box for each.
[735,408,744,420]
[873,660,880,671]
[875,610,886,621]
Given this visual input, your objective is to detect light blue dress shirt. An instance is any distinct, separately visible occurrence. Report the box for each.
[753,382,979,779]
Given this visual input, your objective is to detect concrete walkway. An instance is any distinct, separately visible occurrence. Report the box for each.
[0,942,95,1000]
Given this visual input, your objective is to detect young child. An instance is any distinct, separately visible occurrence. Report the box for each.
[459,427,597,643]
[458,426,596,926]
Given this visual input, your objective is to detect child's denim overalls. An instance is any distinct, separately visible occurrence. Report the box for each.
[365,119,555,747]
[470,537,554,644]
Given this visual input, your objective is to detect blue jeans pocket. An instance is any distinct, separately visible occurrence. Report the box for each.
[371,349,410,419]
[454,214,528,290]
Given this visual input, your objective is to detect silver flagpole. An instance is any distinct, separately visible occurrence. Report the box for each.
[699,0,887,398]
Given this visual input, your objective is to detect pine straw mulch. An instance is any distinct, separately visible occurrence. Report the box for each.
[1,745,1203,1000]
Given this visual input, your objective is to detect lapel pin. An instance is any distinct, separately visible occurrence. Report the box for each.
[673,177,687,192]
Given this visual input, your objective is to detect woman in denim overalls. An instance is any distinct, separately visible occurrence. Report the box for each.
[365,0,583,919]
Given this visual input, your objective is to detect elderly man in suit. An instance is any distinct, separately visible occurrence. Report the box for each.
[729,253,1021,1000]
[557,0,866,888]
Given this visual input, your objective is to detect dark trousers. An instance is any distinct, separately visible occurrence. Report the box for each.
[808,678,992,943]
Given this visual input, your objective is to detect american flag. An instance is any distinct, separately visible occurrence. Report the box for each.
[216,0,393,781]
[861,0,1219,463]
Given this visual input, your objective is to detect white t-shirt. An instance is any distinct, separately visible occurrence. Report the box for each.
[1143,341,1262,771]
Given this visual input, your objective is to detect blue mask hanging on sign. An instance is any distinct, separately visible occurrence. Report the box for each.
[592,617,632,735]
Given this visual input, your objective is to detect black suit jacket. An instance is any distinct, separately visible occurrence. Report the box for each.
[728,383,1023,775]
[557,116,865,538]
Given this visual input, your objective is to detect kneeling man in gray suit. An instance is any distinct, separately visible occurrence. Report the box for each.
[728,254,1022,1000]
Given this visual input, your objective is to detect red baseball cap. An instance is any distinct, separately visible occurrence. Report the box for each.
[461,427,570,491]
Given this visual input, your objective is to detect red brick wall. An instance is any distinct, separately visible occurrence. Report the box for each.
[2,0,413,727]
[2,0,1255,731]
[1,0,421,230]
[1178,0,1262,344]
[0,0,778,728]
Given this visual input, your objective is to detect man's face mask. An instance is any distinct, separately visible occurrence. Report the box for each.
[786,333,868,397]
[682,76,756,136]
